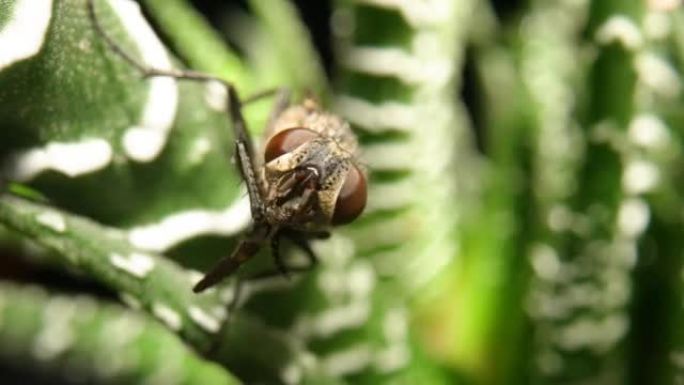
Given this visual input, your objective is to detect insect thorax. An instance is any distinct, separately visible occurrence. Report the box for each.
[266,100,358,155]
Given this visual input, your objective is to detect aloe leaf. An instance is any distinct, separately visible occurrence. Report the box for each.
[0,281,240,385]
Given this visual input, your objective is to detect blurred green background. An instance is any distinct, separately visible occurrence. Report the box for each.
[1,0,683,384]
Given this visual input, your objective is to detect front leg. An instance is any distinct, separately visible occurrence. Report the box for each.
[263,88,292,138]
[193,224,271,293]
[228,87,291,221]
[270,233,290,279]
[242,229,326,281]
[280,229,329,269]
[234,139,265,222]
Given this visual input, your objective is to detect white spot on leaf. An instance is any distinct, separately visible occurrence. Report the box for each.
[33,297,76,361]
[596,15,643,49]
[628,114,669,149]
[554,314,628,352]
[321,344,372,376]
[530,244,561,281]
[188,137,212,165]
[188,306,220,333]
[383,308,408,342]
[204,80,227,112]
[635,52,681,97]
[152,303,182,331]
[128,195,251,252]
[9,139,113,181]
[109,252,155,278]
[280,353,318,385]
[547,205,574,232]
[617,198,650,237]
[187,270,205,287]
[119,293,142,309]
[109,0,178,162]
[374,344,410,373]
[36,212,66,232]
[280,363,302,385]
[294,301,371,339]
[347,262,375,298]
[121,127,166,162]
[623,160,660,194]
[334,95,417,133]
[0,0,53,70]
[341,45,452,86]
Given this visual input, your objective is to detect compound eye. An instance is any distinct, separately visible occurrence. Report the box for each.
[264,128,318,163]
[332,165,367,225]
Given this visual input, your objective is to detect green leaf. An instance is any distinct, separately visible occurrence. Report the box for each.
[0,281,240,385]
[138,0,253,92]
[0,192,342,383]
[247,0,328,97]
[0,0,245,233]
[0,193,232,350]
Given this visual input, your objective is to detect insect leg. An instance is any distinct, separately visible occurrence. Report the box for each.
[270,232,291,279]
[241,88,286,105]
[263,89,292,138]
[192,226,268,293]
[279,229,327,269]
[192,240,254,293]
[214,87,289,222]
[87,0,268,218]
[245,262,312,281]
[87,1,225,84]
[242,229,324,282]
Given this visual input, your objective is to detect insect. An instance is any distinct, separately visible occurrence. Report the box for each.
[87,0,367,293]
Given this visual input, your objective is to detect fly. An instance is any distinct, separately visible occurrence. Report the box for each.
[87,0,367,293]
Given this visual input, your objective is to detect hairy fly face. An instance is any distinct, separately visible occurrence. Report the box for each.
[262,128,367,231]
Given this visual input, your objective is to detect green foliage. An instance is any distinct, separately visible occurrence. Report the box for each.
[2,0,684,385]
[0,281,239,385]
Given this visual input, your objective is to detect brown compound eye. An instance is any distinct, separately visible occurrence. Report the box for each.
[264,128,318,163]
[332,165,367,225]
